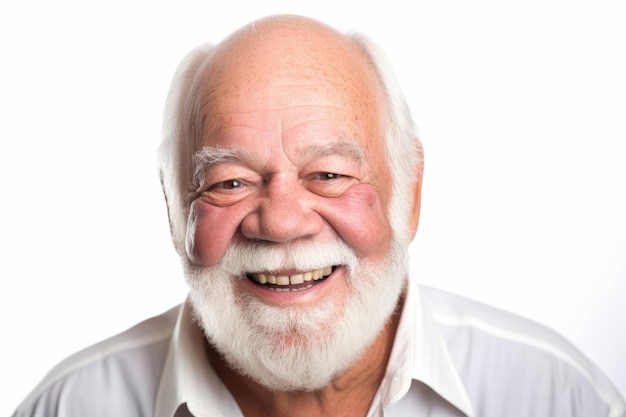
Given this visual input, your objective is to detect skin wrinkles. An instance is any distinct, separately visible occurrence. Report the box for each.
[197,102,389,205]
[197,30,384,169]
[193,139,365,192]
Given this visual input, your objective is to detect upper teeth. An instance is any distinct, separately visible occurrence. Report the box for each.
[250,266,333,286]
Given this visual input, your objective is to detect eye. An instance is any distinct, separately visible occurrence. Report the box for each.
[199,177,256,207]
[305,171,356,198]
[314,172,343,181]
[209,179,243,190]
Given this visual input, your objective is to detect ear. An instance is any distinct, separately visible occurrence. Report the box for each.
[408,148,424,241]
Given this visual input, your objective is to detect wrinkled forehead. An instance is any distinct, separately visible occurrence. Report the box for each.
[193,17,386,153]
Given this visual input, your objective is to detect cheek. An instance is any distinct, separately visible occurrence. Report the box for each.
[186,199,244,266]
[322,184,392,258]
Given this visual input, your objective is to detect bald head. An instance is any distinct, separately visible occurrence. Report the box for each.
[208,15,375,79]
[196,16,384,153]
[209,16,377,81]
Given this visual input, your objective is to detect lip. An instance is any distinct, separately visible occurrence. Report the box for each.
[239,266,343,306]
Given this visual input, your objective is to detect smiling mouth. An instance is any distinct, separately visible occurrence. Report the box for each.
[247,266,335,292]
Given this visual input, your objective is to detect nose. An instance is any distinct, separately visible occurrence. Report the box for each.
[240,175,324,243]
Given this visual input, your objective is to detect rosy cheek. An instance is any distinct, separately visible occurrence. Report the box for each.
[186,198,243,266]
[324,184,392,258]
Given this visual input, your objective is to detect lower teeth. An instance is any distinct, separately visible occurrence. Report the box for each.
[267,284,314,292]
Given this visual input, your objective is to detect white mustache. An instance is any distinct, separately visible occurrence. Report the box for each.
[216,240,359,277]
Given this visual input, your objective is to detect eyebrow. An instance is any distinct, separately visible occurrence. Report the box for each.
[192,146,255,189]
[192,138,365,190]
[296,139,364,165]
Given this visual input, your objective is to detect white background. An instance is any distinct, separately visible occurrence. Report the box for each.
[1,1,624,414]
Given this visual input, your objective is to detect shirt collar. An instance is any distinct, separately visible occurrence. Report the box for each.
[155,300,239,417]
[379,277,474,417]
[155,278,474,417]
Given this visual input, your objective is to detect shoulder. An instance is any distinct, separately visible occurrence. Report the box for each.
[13,305,180,417]
[419,285,626,417]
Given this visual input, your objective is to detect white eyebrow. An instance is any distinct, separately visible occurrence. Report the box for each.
[295,139,365,165]
[192,139,365,190]
[192,146,255,190]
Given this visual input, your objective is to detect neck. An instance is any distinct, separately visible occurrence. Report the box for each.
[206,297,404,417]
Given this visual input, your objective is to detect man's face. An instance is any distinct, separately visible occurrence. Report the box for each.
[188,28,394,309]
[182,22,406,390]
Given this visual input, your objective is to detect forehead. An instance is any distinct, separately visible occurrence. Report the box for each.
[195,19,384,145]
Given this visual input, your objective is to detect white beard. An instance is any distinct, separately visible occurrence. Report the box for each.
[184,238,408,391]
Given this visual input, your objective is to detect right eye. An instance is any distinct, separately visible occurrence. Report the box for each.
[198,178,255,207]
[210,179,243,190]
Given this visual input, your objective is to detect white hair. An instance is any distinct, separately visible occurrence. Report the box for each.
[185,236,408,390]
[157,27,424,256]
[348,33,424,246]
[158,43,215,257]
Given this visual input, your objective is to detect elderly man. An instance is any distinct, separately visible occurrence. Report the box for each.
[14,15,625,417]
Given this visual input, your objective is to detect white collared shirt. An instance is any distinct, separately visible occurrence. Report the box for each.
[13,278,626,417]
